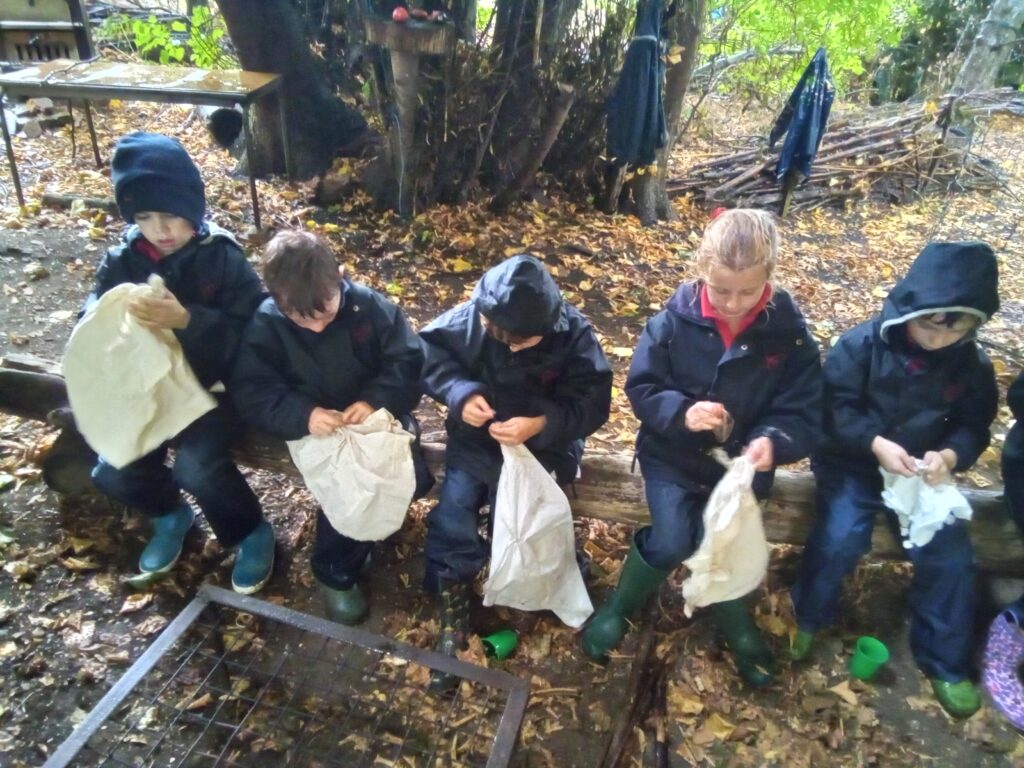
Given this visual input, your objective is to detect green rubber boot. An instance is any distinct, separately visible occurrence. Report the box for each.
[139,503,195,575]
[429,581,471,694]
[931,679,981,718]
[231,521,275,595]
[319,581,368,626]
[711,597,776,687]
[790,629,815,661]
[581,537,669,662]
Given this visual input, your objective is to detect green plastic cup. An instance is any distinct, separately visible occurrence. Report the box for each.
[481,629,518,661]
[848,636,890,681]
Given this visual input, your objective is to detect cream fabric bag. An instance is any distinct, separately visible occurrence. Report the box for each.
[287,409,416,541]
[880,465,973,549]
[681,454,769,616]
[62,275,216,469]
[483,444,593,628]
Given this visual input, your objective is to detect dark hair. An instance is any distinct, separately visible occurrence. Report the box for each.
[263,231,340,317]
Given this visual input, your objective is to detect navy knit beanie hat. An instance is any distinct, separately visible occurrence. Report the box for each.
[111,133,205,230]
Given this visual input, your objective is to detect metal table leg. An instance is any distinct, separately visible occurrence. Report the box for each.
[0,91,24,207]
[83,101,101,167]
[241,103,260,229]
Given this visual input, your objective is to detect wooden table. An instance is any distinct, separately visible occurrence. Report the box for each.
[0,59,290,228]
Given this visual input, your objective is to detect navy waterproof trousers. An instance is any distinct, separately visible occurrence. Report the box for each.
[791,463,975,682]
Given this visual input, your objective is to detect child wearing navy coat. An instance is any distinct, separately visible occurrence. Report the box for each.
[791,241,999,718]
[583,209,822,687]
[85,133,273,594]
[231,231,430,624]
[419,254,612,689]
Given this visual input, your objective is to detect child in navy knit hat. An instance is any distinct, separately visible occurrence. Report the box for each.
[77,132,275,593]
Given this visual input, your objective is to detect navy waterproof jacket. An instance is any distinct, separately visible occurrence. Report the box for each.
[420,286,612,486]
[626,280,822,491]
[231,280,424,441]
[82,223,264,389]
[816,241,999,474]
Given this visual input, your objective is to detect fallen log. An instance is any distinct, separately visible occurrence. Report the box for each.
[1,354,1019,574]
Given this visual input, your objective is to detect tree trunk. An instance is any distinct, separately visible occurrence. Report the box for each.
[635,0,706,225]
[218,0,369,179]
[953,0,1024,93]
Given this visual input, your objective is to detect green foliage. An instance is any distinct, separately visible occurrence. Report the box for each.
[702,0,914,96]
[96,7,235,69]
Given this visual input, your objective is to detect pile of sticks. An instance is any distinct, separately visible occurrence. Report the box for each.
[668,89,1023,213]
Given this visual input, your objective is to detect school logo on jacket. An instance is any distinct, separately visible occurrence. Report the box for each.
[943,380,967,403]
[198,279,219,303]
[351,322,373,344]
[538,369,560,386]
[763,352,788,370]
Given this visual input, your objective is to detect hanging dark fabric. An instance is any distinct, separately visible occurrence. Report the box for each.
[606,0,667,167]
[769,47,835,181]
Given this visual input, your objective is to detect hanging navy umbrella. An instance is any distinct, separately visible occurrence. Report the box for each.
[769,47,834,214]
[606,0,666,167]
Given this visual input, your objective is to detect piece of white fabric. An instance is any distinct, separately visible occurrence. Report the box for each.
[483,444,593,628]
[287,409,416,542]
[681,453,769,617]
[62,275,216,469]
[880,465,973,549]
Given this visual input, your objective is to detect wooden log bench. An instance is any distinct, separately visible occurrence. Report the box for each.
[1,353,1020,574]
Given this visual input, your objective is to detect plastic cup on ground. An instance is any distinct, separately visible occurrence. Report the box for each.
[481,629,518,660]
[849,636,890,681]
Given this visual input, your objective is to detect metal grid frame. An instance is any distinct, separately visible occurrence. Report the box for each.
[45,585,530,768]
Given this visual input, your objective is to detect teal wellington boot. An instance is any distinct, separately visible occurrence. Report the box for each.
[931,679,981,718]
[139,503,195,574]
[711,598,776,687]
[581,537,669,662]
[319,581,368,625]
[231,521,275,595]
[429,581,471,694]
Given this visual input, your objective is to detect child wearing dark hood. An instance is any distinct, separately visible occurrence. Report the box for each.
[582,209,822,688]
[419,253,612,689]
[791,241,999,718]
[82,132,274,594]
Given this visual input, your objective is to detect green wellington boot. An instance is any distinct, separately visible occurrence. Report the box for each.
[139,503,195,574]
[319,581,368,626]
[790,629,815,661]
[582,537,669,662]
[429,581,471,693]
[931,679,981,718]
[711,598,776,687]
[231,521,275,595]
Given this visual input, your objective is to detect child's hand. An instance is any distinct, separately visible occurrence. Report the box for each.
[871,436,917,477]
[744,436,774,471]
[685,401,729,433]
[461,394,496,427]
[340,401,374,425]
[308,407,346,436]
[488,416,547,446]
[128,292,190,330]
[921,449,956,486]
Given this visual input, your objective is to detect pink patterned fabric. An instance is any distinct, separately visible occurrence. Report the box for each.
[983,610,1024,730]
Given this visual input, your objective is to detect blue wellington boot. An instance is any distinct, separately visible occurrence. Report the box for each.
[139,503,195,575]
[231,521,275,595]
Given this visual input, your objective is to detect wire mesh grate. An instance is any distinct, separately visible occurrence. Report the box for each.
[45,586,529,768]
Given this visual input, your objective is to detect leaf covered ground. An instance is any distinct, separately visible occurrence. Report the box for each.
[1,96,1023,766]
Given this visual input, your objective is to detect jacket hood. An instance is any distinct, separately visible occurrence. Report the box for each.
[880,241,999,341]
[472,254,567,336]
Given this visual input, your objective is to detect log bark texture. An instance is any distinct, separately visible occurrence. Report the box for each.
[1,356,1017,573]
